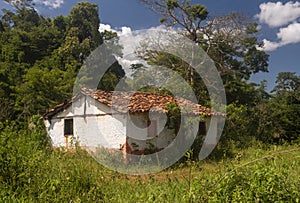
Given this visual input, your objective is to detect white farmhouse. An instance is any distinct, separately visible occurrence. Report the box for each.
[43,88,218,154]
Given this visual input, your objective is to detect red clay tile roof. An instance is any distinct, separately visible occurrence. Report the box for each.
[43,88,224,119]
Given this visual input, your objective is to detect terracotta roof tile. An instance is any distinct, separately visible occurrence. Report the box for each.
[43,88,224,119]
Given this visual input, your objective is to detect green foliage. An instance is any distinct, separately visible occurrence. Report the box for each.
[165,102,181,134]
[15,66,74,116]
[187,4,208,21]
[0,119,51,193]
[98,71,119,91]
[166,0,179,10]
[0,2,123,121]
[220,72,299,144]
[273,72,300,93]
[69,2,102,48]
[140,1,269,106]
[0,2,299,201]
[222,104,256,144]
[4,0,33,9]
[0,123,299,202]
[210,149,300,202]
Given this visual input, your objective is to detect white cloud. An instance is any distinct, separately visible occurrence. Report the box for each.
[277,22,300,44]
[33,0,64,9]
[262,22,300,51]
[98,25,169,76]
[98,24,133,36]
[120,27,132,36]
[256,1,300,27]
[99,24,135,55]
[99,23,116,33]
[118,25,167,56]
[98,24,168,58]
[98,24,144,74]
[261,39,281,51]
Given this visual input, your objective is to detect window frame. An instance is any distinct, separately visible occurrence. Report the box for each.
[64,118,74,136]
[198,121,206,135]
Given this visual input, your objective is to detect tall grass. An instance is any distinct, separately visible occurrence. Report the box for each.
[0,121,299,202]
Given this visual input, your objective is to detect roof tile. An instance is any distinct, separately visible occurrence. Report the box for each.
[43,88,225,118]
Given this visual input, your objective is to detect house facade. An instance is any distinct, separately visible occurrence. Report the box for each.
[43,88,216,154]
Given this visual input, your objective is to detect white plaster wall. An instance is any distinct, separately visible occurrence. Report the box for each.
[45,94,217,151]
[77,115,126,149]
[127,113,176,151]
[127,114,213,150]
[203,117,218,145]
[44,118,66,147]
[45,95,126,149]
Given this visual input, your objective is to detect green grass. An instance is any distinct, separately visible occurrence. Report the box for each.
[1,122,299,202]
[1,142,299,202]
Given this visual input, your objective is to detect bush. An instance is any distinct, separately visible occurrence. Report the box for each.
[0,119,299,202]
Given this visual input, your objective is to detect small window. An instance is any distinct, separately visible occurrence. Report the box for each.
[147,120,157,137]
[199,122,206,135]
[64,119,73,136]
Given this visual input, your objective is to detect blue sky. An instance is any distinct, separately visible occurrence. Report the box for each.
[1,0,300,91]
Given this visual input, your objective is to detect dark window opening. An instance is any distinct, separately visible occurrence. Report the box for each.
[199,121,206,135]
[64,119,73,136]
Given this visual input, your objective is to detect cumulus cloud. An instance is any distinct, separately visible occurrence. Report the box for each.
[256,1,300,51]
[33,0,64,9]
[98,25,169,76]
[120,27,132,36]
[98,24,142,74]
[256,1,300,27]
[98,24,133,36]
[277,22,300,44]
[262,22,300,51]
[261,39,281,51]
[118,25,167,56]
[99,23,116,33]
[98,24,168,57]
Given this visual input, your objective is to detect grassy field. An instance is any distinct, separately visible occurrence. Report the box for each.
[1,136,299,202]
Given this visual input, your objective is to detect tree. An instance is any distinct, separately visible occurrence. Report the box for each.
[273,72,300,93]
[0,21,5,32]
[140,0,269,105]
[201,13,268,79]
[271,72,299,141]
[0,5,67,120]
[57,2,104,70]
[69,2,102,49]
[0,2,106,120]
[4,0,33,9]
[75,27,126,92]
[251,72,300,143]
[1,8,63,64]
[141,0,208,41]
[2,7,40,31]
[0,1,127,121]
[15,66,74,117]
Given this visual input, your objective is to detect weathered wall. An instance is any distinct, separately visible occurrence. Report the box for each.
[203,116,219,145]
[126,113,176,152]
[44,95,126,149]
[44,95,215,153]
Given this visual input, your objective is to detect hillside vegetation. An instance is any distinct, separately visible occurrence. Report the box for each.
[0,121,299,202]
[0,1,299,202]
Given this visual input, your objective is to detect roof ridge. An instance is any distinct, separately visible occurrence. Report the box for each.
[43,88,224,119]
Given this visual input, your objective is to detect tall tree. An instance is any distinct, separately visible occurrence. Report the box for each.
[140,0,269,105]
[141,0,208,41]
[273,72,300,94]
[253,72,300,143]
[4,0,33,9]
[69,2,102,49]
